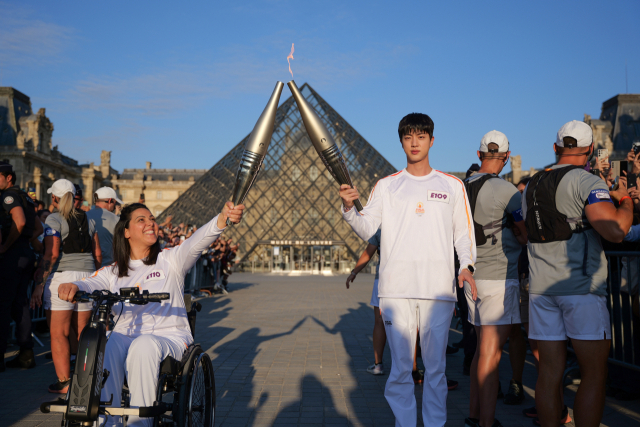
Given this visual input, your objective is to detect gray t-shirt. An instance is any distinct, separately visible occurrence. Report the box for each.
[466,174,522,281]
[86,207,118,267]
[522,164,612,296]
[368,228,381,280]
[45,212,96,273]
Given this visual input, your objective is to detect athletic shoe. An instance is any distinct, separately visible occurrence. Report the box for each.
[464,417,479,427]
[221,287,228,295]
[523,406,537,418]
[5,348,36,369]
[490,419,504,427]
[446,345,459,355]
[497,381,504,399]
[503,379,525,405]
[412,370,424,384]
[49,379,71,394]
[366,363,384,375]
[532,406,572,425]
[447,379,458,390]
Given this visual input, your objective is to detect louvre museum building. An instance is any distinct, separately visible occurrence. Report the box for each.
[160,84,397,274]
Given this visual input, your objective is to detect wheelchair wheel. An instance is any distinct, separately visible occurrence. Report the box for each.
[175,348,216,427]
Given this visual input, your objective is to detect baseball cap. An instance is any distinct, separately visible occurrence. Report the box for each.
[47,179,76,198]
[479,130,509,153]
[556,120,592,147]
[0,161,13,173]
[94,186,124,205]
[73,184,83,199]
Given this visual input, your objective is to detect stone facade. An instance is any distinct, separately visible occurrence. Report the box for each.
[0,87,117,203]
[110,162,206,216]
[585,94,640,160]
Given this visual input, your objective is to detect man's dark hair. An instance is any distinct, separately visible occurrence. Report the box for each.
[0,170,16,185]
[36,209,50,218]
[398,113,434,142]
[517,177,531,187]
[112,203,161,278]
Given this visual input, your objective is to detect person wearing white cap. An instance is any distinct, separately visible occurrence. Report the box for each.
[86,187,122,267]
[522,120,633,426]
[30,179,102,394]
[463,131,527,427]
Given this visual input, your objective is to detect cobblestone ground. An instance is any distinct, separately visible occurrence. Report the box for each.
[4,273,640,426]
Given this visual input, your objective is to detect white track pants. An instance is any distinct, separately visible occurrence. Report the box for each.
[99,332,185,427]
[379,298,455,427]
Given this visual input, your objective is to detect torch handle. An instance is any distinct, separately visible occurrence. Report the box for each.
[354,199,363,212]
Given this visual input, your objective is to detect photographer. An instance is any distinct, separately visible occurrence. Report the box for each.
[522,121,633,427]
[57,201,243,427]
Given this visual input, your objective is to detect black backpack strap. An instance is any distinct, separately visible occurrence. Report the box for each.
[464,174,509,245]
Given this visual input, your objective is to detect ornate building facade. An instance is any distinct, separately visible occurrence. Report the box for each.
[110,162,206,216]
[0,87,116,202]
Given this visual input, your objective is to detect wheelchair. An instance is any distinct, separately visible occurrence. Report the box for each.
[41,289,216,427]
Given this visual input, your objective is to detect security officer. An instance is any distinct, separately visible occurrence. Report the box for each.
[0,162,39,371]
[523,121,633,426]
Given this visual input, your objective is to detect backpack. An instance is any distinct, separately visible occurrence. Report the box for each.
[464,174,513,246]
[524,166,591,243]
[62,209,93,254]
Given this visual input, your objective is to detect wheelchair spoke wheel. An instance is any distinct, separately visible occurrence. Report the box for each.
[187,352,215,427]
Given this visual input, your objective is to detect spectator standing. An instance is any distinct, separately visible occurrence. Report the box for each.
[523,121,633,426]
[30,179,102,393]
[463,131,527,427]
[346,228,386,375]
[0,162,41,371]
[86,187,122,267]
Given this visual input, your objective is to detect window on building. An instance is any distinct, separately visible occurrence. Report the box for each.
[157,191,162,200]
[292,210,300,224]
[270,207,277,225]
[306,208,319,226]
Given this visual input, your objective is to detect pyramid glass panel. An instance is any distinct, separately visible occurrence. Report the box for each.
[159,84,397,271]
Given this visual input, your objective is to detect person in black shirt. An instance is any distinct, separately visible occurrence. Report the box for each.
[0,162,42,371]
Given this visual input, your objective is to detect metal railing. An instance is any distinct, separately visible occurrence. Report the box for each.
[602,251,639,371]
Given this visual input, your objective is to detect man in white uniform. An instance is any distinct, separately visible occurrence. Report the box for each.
[463,131,527,427]
[339,113,477,427]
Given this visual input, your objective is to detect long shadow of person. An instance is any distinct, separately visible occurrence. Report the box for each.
[311,304,395,427]
[209,316,309,426]
[272,374,350,426]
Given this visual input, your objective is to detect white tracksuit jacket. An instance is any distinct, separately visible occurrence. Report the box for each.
[343,169,476,300]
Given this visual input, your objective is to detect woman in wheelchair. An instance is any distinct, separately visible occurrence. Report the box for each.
[58,201,244,427]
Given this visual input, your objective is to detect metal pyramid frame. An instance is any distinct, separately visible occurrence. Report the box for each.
[159,83,397,263]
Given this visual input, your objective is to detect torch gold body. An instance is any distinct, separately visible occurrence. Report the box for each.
[227,81,284,226]
[287,80,363,211]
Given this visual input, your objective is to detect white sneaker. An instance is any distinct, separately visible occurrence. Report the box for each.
[221,287,228,295]
[367,363,384,375]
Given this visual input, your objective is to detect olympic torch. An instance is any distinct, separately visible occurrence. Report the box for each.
[287,80,363,211]
[227,81,284,226]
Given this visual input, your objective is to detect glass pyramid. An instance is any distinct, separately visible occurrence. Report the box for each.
[159,83,397,270]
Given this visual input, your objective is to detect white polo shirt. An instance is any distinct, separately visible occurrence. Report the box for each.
[343,169,476,301]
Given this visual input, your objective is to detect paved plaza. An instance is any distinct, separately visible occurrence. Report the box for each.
[3,273,640,426]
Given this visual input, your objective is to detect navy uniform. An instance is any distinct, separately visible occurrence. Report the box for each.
[0,163,37,370]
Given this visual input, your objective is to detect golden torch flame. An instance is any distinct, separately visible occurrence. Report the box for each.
[287,43,294,78]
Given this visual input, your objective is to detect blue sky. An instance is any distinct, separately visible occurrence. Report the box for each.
[1,1,638,174]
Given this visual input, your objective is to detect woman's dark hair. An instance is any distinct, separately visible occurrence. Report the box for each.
[398,113,434,142]
[112,203,160,278]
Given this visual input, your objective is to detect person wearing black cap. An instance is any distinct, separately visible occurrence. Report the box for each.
[0,161,41,371]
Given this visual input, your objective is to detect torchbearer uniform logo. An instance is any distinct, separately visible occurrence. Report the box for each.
[415,202,425,216]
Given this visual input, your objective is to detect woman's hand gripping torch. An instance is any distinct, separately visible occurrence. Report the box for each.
[227,81,284,226]
[287,80,363,211]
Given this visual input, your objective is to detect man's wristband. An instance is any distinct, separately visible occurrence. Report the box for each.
[620,196,632,204]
